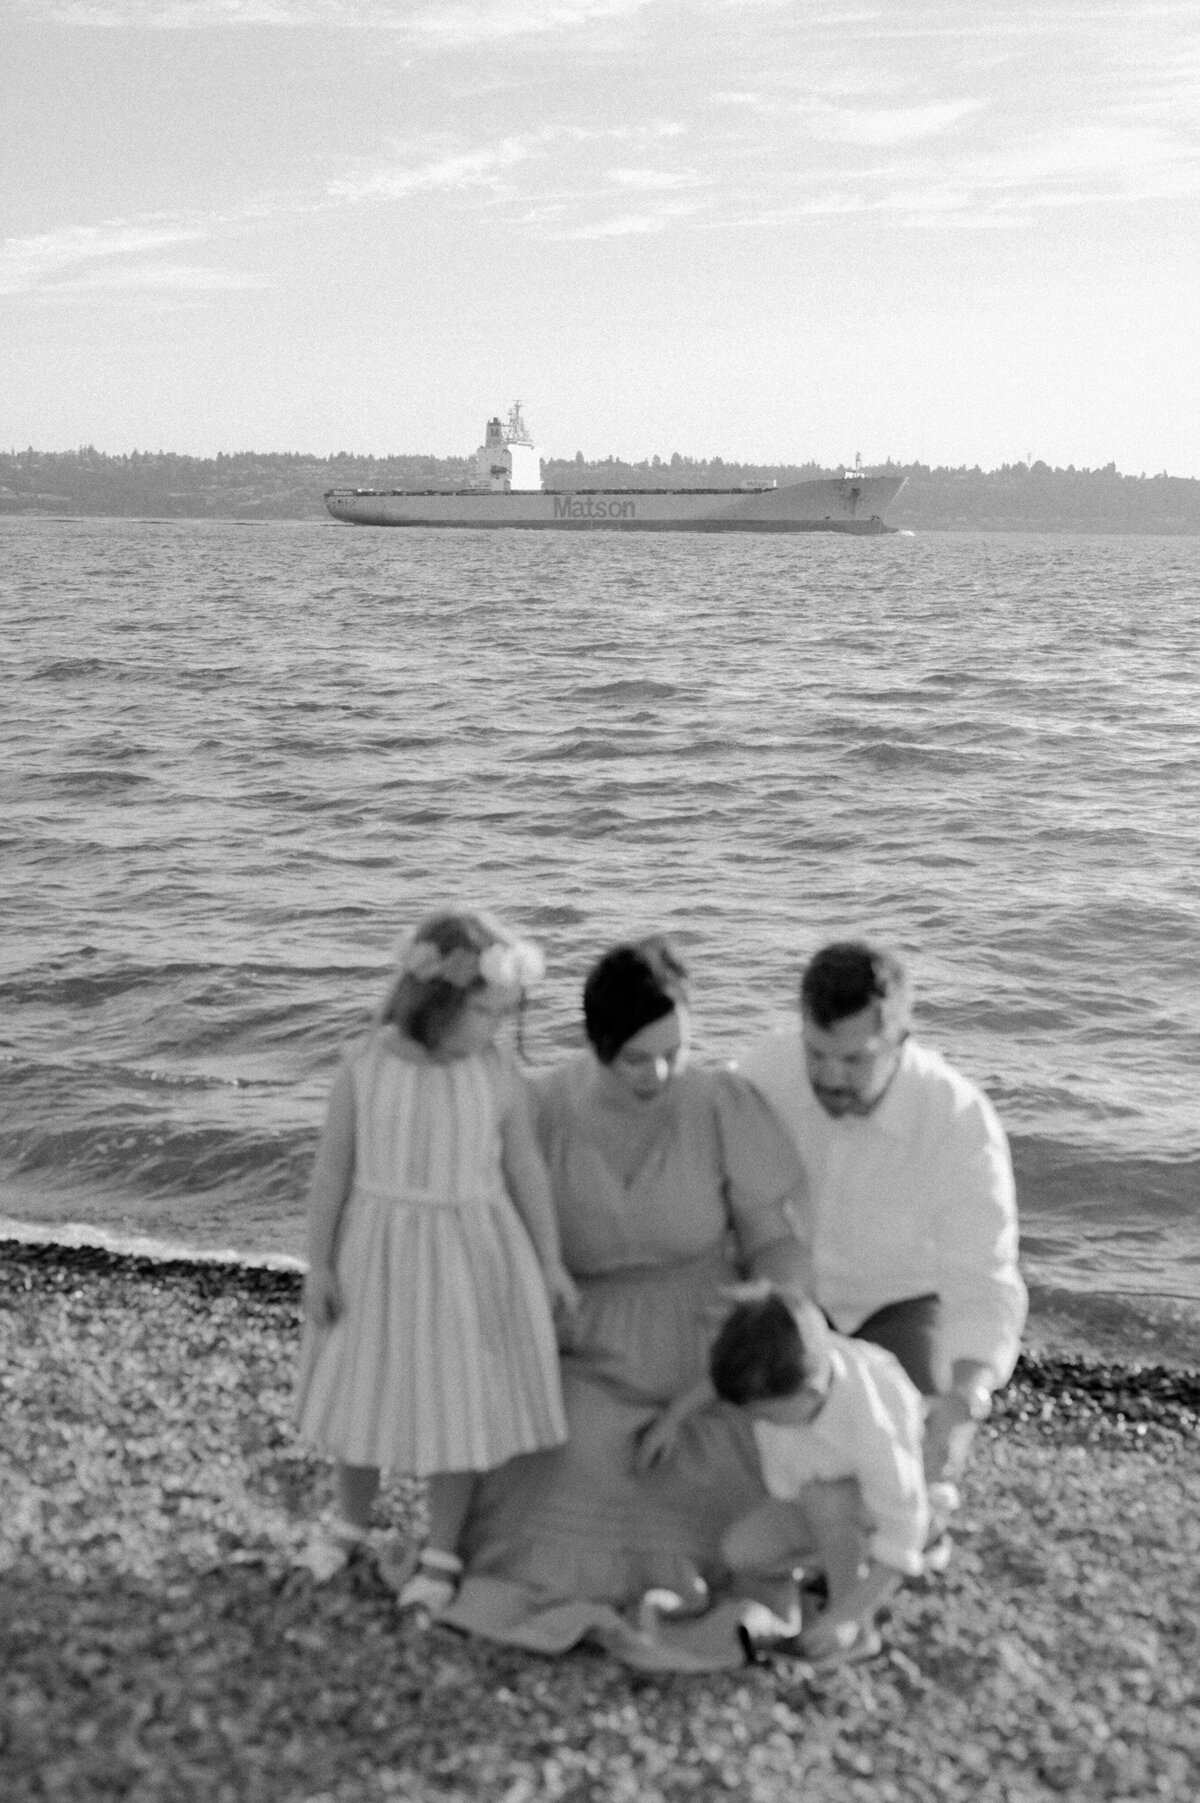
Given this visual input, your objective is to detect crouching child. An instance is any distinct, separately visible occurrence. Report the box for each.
[710,1290,929,1665]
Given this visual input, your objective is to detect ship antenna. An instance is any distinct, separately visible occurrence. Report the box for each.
[505,400,532,445]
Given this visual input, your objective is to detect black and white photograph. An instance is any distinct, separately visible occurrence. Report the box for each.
[3,3,1198,1799]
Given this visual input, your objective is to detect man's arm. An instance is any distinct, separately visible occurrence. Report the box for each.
[933,1089,1027,1387]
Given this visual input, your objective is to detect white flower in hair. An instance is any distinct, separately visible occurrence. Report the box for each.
[391,922,544,990]
[480,939,545,989]
[478,943,515,987]
[400,938,443,979]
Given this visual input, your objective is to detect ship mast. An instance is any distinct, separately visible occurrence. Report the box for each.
[504,401,533,446]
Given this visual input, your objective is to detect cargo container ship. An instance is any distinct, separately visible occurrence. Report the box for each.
[324,404,905,534]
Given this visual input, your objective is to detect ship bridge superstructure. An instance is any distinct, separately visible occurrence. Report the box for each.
[475,401,541,492]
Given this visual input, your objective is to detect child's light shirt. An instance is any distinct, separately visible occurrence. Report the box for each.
[751,1335,929,1576]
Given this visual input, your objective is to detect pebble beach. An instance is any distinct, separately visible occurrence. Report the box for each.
[2,1236,1197,1803]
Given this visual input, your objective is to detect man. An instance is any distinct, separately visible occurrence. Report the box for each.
[736,940,1027,1491]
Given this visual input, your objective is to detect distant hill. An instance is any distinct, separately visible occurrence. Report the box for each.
[3,446,1198,533]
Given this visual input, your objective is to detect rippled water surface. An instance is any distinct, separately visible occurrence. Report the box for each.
[3,516,1198,1313]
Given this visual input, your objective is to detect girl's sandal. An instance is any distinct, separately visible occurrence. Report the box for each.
[396,1549,464,1620]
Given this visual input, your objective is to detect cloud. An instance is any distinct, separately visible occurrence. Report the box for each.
[13,0,659,32]
[551,198,702,238]
[605,167,695,189]
[327,135,538,202]
[325,122,691,208]
[394,0,658,48]
[52,262,271,292]
[964,122,1199,190]
[801,97,984,146]
[868,120,1200,225]
[13,0,327,19]
[0,222,205,296]
[1,213,276,301]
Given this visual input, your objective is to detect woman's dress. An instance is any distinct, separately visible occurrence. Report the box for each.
[294,1028,566,1476]
[443,1057,810,1666]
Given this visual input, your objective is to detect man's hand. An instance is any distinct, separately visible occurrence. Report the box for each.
[924,1369,992,1485]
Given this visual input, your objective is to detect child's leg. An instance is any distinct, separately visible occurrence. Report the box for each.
[721,1496,823,1639]
[424,1470,477,1558]
[723,1482,866,1599]
[334,1462,380,1530]
[394,1471,477,1616]
[298,1463,381,1582]
[721,1497,819,1578]
[799,1478,871,1604]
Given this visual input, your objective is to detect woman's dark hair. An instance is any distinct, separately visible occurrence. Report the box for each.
[799,941,910,1029]
[582,935,689,1064]
[709,1295,816,1406]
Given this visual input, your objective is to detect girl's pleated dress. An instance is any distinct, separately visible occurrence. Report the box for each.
[295,1026,567,1475]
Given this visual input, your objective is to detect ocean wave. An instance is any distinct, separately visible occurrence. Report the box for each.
[566,678,685,702]
[33,657,114,681]
[0,1099,312,1210]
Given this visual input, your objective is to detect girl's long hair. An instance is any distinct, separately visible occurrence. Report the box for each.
[375,908,534,1057]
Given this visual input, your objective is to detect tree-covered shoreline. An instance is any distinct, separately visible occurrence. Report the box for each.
[4,445,1199,533]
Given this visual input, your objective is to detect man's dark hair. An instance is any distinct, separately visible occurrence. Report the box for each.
[799,940,910,1029]
[709,1294,816,1406]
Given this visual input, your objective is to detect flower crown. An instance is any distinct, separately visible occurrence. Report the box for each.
[394,932,545,991]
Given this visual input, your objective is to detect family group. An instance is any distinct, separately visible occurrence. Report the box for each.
[293,910,1026,1672]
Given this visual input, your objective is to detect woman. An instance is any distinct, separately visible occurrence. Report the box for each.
[444,936,812,1667]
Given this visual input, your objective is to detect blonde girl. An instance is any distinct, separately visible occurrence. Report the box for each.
[295,908,576,1614]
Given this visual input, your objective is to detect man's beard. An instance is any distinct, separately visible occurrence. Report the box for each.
[812,1086,867,1117]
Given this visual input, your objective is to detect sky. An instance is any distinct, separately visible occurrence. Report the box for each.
[3,0,1199,473]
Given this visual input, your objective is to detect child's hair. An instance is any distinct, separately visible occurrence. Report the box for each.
[709,1292,829,1406]
[582,935,689,1064]
[378,908,543,1054]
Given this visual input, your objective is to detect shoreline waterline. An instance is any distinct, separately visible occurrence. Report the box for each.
[5,1214,1197,1372]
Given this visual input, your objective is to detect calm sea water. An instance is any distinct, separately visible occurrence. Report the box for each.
[3,516,1198,1326]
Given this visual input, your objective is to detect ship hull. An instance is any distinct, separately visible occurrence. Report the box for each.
[324,475,905,533]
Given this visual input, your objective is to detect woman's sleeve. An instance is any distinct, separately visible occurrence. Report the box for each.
[712,1070,815,1277]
